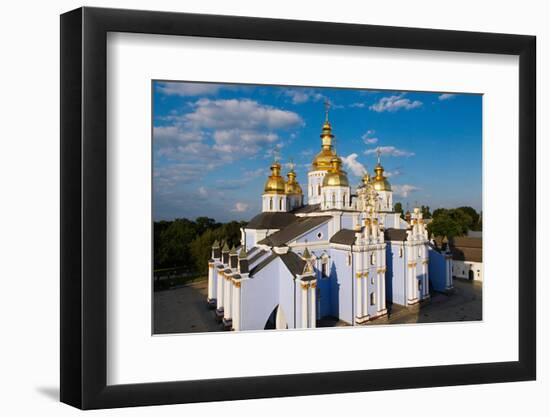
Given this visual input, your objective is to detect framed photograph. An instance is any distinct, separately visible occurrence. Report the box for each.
[60,6,536,409]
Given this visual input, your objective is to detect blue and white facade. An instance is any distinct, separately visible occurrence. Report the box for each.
[207,114,453,331]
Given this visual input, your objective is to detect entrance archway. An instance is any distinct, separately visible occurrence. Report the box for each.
[264,305,288,330]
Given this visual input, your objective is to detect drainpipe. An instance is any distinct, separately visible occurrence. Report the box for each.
[293,278,296,329]
[351,243,355,326]
[401,243,409,306]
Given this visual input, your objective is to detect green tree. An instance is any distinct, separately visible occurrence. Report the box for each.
[156,218,198,269]
[195,216,218,235]
[427,212,462,238]
[394,202,404,218]
[456,206,481,231]
[421,205,431,219]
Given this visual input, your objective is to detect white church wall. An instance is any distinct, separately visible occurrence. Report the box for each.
[278,266,298,329]
[294,222,330,245]
[388,242,407,306]
[244,230,257,250]
[330,248,354,324]
[340,213,356,230]
[240,259,282,331]
[453,260,483,281]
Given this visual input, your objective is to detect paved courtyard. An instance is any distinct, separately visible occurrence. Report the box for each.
[153,278,482,334]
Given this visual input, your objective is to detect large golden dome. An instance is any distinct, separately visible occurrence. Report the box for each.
[285,170,303,195]
[264,162,285,193]
[322,157,349,187]
[372,162,391,191]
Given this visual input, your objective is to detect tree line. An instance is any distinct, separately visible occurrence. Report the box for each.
[393,202,482,238]
[154,217,245,275]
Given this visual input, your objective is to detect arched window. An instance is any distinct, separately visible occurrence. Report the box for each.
[332,193,336,206]
[317,184,321,195]
[269,198,273,211]
[343,193,346,207]
[370,292,376,306]
[279,198,282,211]
[371,253,376,265]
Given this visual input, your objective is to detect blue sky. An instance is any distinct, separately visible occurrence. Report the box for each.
[153,81,482,222]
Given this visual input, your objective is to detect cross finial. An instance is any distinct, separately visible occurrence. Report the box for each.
[288,157,295,171]
[324,99,331,122]
[376,147,381,164]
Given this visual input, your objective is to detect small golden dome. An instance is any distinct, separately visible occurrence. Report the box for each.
[264,162,285,194]
[322,157,349,187]
[285,170,303,195]
[372,162,391,191]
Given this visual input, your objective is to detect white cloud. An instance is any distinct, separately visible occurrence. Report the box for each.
[231,202,249,213]
[385,169,402,178]
[153,126,203,146]
[350,102,366,108]
[341,153,366,177]
[198,186,208,197]
[369,94,422,112]
[184,98,304,131]
[212,129,279,156]
[156,82,223,96]
[438,93,456,101]
[364,146,415,157]
[284,89,324,104]
[393,184,420,198]
[361,129,379,144]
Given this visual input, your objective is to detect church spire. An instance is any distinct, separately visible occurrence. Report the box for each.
[320,99,334,151]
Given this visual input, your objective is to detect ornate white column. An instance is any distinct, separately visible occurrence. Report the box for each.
[309,282,317,329]
[232,281,241,331]
[207,262,216,302]
[216,269,224,311]
[356,270,363,323]
[224,275,232,322]
[301,282,309,328]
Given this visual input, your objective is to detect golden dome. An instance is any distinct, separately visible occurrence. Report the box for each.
[322,157,349,187]
[264,162,285,193]
[372,162,392,191]
[285,170,303,195]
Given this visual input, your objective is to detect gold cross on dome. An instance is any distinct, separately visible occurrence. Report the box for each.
[288,157,296,171]
[324,99,331,121]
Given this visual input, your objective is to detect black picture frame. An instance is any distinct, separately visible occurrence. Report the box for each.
[60,6,536,410]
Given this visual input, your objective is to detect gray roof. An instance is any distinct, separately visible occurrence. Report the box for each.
[279,252,307,276]
[248,249,267,265]
[258,216,332,246]
[292,204,321,214]
[249,253,277,276]
[450,237,482,262]
[384,228,409,241]
[330,229,358,245]
[246,212,297,230]
[451,247,482,263]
